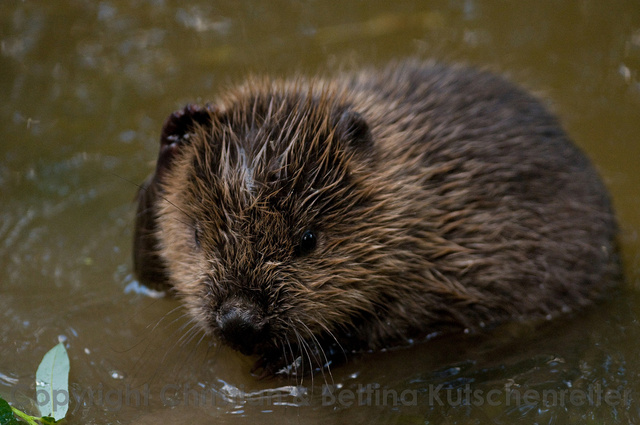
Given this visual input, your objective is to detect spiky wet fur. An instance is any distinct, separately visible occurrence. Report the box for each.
[134,61,620,375]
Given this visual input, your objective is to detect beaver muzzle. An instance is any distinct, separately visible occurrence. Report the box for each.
[216,300,270,355]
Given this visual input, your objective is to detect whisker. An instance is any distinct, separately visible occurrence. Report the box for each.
[176,317,200,346]
[283,334,297,382]
[292,329,307,385]
[128,309,192,384]
[149,315,206,383]
[298,319,334,388]
[170,321,208,378]
[316,321,348,364]
[295,328,320,387]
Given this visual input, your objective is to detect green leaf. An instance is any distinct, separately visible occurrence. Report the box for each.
[38,416,57,424]
[35,343,70,421]
[0,397,20,425]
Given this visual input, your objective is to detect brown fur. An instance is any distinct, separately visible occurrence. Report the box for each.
[134,61,620,375]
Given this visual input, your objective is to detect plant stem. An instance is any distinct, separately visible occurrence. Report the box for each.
[10,407,39,425]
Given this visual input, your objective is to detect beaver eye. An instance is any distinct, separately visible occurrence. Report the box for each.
[298,230,317,256]
[194,225,201,248]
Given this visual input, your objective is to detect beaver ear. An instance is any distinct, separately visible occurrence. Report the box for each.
[336,109,372,150]
[156,103,216,175]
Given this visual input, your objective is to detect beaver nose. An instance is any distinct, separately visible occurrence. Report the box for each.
[216,303,268,355]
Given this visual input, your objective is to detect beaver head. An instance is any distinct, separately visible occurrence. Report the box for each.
[134,82,402,373]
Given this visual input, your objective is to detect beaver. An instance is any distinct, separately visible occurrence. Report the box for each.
[133,60,620,375]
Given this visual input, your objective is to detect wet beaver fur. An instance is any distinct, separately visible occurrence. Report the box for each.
[134,61,620,375]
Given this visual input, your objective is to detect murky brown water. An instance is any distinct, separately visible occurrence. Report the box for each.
[1,1,639,424]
